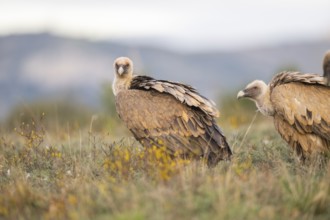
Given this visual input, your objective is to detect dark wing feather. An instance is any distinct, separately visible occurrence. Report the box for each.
[270,82,330,155]
[270,71,326,92]
[130,75,219,118]
[273,114,322,158]
[115,89,231,167]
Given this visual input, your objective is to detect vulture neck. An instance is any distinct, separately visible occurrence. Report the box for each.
[255,86,275,116]
[112,74,133,96]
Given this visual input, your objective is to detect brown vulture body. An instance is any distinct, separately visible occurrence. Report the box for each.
[112,57,232,167]
[238,71,330,159]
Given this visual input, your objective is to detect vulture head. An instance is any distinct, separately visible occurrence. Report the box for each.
[237,80,267,100]
[237,80,275,116]
[112,57,134,96]
[114,57,134,78]
[323,51,330,85]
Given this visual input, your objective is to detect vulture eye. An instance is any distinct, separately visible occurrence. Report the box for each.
[115,63,119,69]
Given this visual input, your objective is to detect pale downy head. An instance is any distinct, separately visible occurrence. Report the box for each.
[237,80,266,100]
[112,57,134,96]
[237,80,274,116]
[113,57,133,78]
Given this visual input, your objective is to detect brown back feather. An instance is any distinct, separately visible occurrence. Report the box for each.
[270,71,327,92]
[130,75,219,118]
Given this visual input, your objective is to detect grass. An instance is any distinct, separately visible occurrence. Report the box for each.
[0,114,329,220]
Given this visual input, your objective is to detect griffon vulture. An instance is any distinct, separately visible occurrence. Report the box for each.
[237,71,330,159]
[112,57,232,167]
[323,51,330,85]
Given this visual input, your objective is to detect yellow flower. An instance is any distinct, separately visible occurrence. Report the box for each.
[67,195,77,206]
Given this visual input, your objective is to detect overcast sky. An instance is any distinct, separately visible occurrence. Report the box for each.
[0,0,330,51]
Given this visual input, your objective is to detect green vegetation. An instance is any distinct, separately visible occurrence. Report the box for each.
[0,90,329,220]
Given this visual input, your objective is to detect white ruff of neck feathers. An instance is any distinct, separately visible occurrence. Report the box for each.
[254,85,275,116]
[112,74,133,96]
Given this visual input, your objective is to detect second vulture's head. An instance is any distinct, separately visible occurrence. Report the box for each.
[237,80,267,101]
[237,80,274,116]
[113,57,133,78]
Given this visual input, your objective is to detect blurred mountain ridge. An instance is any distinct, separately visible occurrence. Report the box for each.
[1,33,330,119]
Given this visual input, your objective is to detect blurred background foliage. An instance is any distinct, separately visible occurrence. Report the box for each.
[2,83,127,135]
[217,92,259,129]
[5,99,93,130]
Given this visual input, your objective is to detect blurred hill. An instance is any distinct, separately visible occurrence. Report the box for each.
[0,33,330,119]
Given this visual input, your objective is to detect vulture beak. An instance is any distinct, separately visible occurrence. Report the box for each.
[237,90,245,99]
[118,66,124,75]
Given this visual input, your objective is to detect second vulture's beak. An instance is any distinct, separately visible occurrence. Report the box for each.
[237,90,245,99]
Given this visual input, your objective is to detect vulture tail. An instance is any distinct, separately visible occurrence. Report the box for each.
[206,125,232,168]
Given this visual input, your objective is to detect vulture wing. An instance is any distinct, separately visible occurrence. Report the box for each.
[270,82,330,154]
[115,89,231,167]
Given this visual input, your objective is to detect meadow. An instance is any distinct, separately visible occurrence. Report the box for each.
[0,93,329,220]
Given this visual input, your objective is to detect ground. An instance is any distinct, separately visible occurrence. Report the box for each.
[0,114,329,220]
